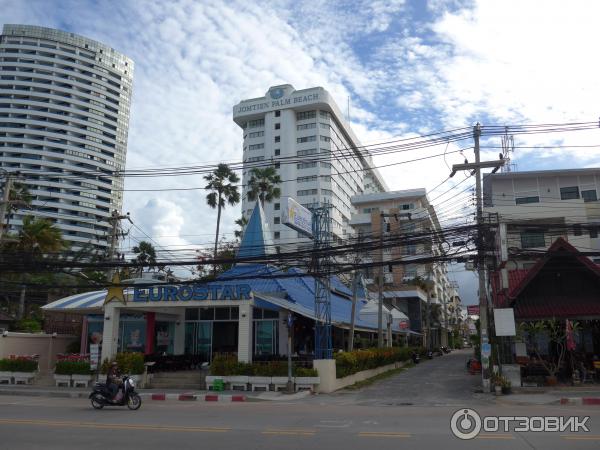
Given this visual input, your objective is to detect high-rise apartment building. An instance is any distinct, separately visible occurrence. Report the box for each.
[0,24,134,252]
[233,85,387,250]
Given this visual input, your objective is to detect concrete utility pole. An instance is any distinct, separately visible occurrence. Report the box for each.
[0,170,15,243]
[349,270,358,352]
[107,210,131,278]
[378,213,385,348]
[450,123,505,392]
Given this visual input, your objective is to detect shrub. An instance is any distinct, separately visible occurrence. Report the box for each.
[100,352,144,375]
[294,367,318,377]
[334,347,419,378]
[55,360,92,375]
[0,357,38,372]
[209,355,314,377]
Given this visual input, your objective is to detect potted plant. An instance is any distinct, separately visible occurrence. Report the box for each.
[491,373,502,395]
[501,376,511,395]
[1,357,38,384]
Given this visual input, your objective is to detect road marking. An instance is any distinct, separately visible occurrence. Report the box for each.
[0,418,229,433]
[262,429,316,436]
[358,431,411,438]
[562,435,600,441]
[476,434,515,440]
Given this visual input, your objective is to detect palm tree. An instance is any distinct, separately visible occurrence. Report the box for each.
[132,241,157,274]
[247,166,281,206]
[5,215,67,319]
[204,164,240,275]
[234,216,248,240]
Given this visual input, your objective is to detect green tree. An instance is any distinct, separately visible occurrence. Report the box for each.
[247,166,281,206]
[132,241,157,273]
[204,164,240,275]
[234,216,248,240]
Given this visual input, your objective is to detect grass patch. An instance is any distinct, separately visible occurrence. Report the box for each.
[344,362,415,390]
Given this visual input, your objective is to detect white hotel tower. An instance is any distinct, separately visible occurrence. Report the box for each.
[233,85,387,250]
[0,24,133,252]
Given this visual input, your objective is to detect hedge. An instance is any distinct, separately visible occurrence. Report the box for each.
[55,360,92,375]
[209,355,318,377]
[0,358,38,372]
[100,352,145,375]
[334,347,419,378]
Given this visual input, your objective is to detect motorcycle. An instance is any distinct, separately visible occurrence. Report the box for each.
[89,375,142,410]
[411,352,420,364]
[441,346,451,354]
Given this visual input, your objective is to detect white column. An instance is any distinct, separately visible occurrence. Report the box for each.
[237,303,253,363]
[100,304,120,364]
[173,309,186,355]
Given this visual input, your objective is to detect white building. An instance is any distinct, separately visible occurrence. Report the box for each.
[233,84,387,251]
[483,168,600,268]
[0,24,134,252]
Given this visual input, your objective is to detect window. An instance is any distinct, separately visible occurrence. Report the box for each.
[516,196,540,205]
[319,111,330,119]
[247,119,264,128]
[297,123,316,130]
[274,136,280,143]
[521,231,545,248]
[274,149,280,156]
[274,123,280,130]
[296,110,316,120]
[297,162,317,169]
[402,203,414,210]
[274,203,280,210]
[248,131,264,138]
[274,110,280,117]
[320,135,331,142]
[297,135,316,143]
[274,217,280,224]
[274,231,280,239]
[297,148,317,156]
[248,143,264,150]
[582,189,598,202]
[297,175,317,183]
[297,189,318,196]
[573,224,582,236]
[560,186,580,200]
[591,227,599,239]
[246,156,264,162]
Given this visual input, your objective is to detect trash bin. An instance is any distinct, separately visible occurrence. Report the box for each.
[212,378,224,391]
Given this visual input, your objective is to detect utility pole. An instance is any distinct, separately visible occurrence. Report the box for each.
[378,213,384,348]
[450,123,504,392]
[0,170,15,243]
[107,209,131,278]
[349,270,358,352]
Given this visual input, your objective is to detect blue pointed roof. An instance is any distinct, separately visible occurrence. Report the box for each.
[237,201,275,259]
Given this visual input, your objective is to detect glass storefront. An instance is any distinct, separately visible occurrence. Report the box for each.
[253,308,280,356]
[155,321,175,354]
[119,315,146,353]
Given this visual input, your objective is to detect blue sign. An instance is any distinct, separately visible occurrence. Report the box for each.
[133,284,251,303]
[270,88,284,99]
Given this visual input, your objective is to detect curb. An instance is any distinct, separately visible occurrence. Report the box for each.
[560,397,600,405]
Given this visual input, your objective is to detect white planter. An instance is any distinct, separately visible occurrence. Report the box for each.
[54,374,72,387]
[295,376,320,391]
[0,371,12,384]
[248,376,271,392]
[228,376,249,390]
[71,374,92,387]
[271,376,290,391]
[12,371,36,384]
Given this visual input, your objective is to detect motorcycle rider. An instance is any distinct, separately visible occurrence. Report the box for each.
[106,361,122,400]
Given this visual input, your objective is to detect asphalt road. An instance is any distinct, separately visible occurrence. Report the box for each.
[0,350,599,449]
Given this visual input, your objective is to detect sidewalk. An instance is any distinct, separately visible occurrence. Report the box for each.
[0,385,313,402]
[495,387,600,406]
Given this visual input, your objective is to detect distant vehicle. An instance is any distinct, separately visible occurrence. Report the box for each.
[89,375,141,410]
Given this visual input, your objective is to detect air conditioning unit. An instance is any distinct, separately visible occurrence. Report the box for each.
[384,274,394,284]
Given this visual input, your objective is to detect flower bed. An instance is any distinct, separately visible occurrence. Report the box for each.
[100,352,144,375]
[209,355,318,377]
[55,360,92,375]
[0,357,38,372]
[334,347,417,378]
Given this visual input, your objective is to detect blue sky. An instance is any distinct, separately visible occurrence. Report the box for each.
[4,0,600,304]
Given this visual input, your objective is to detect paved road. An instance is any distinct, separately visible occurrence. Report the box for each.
[310,348,486,407]
[1,350,599,449]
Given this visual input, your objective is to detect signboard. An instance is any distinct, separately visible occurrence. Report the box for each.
[90,344,100,370]
[467,305,480,315]
[494,308,516,336]
[282,197,313,238]
[133,284,252,303]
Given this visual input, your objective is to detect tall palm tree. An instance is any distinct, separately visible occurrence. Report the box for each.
[247,166,281,206]
[234,216,248,240]
[132,241,157,274]
[204,164,240,275]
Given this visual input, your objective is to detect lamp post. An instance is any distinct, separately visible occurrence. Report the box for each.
[286,311,294,394]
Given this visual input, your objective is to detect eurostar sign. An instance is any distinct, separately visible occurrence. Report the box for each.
[133,284,252,302]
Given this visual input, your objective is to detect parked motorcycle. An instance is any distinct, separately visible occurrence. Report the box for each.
[89,375,142,410]
[411,352,420,364]
[426,351,433,359]
[441,346,451,354]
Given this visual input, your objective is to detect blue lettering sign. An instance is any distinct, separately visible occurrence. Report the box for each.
[132,284,252,302]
